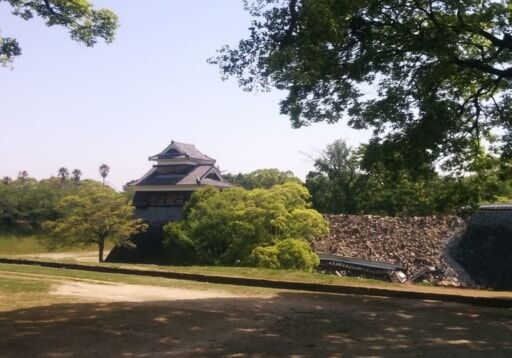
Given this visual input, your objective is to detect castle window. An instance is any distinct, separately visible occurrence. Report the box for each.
[148,192,190,207]
[156,165,191,175]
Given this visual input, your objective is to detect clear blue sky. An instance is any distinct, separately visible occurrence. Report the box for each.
[0,0,370,189]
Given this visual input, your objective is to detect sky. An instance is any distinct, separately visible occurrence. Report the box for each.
[0,0,371,189]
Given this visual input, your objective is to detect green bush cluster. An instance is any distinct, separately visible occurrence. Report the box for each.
[0,177,103,233]
[249,239,320,272]
[163,183,328,270]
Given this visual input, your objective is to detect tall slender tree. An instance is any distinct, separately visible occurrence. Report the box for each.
[98,164,110,186]
[1,176,12,185]
[71,169,82,184]
[17,170,28,182]
[57,167,69,183]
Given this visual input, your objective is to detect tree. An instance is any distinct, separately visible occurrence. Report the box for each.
[17,170,28,181]
[163,183,328,269]
[0,0,118,66]
[57,167,69,183]
[1,176,12,185]
[121,183,136,202]
[43,186,147,262]
[223,168,302,189]
[210,0,512,170]
[98,163,110,186]
[71,169,82,184]
[305,140,363,214]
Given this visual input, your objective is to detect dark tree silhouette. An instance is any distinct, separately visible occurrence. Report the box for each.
[58,167,69,183]
[17,171,29,182]
[98,164,110,186]
[1,176,12,185]
[71,169,82,184]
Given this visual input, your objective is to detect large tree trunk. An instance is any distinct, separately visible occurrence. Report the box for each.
[98,239,104,263]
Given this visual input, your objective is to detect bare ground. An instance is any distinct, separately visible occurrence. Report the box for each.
[51,281,248,302]
[1,275,511,357]
[15,250,108,263]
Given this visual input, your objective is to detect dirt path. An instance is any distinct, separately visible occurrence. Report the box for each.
[1,274,511,357]
[51,281,244,302]
[15,251,108,263]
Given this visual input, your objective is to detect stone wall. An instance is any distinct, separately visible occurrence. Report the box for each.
[312,215,469,285]
[314,208,512,288]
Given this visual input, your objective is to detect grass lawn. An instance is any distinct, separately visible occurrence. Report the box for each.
[0,233,113,255]
[0,263,277,308]
[2,235,512,299]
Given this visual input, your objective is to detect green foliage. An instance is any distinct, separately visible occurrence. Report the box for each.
[211,0,512,170]
[249,245,280,269]
[223,168,302,189]
[42,185,147,262]
[1,0,118,66]
[0,176,103,232]
[306,139,512,216]
[163,183,328,270]
[250,239,319,272]
[121,184,136,202]
[306,140,362,214]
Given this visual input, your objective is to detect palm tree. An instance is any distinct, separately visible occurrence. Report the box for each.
[58,167,69,183]
[71,169,82,184]
[17,170,28,182]
[99,164,110,186]
[1,176,12,185]
[17,170,29,189]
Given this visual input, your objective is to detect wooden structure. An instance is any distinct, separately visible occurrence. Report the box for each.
[106,141,232,263]
[130,140,232,225]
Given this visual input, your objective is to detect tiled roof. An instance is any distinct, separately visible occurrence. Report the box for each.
[180,165,213,185]
[201,178,233,188]
[150,141,215,162]
[134,164,231,188]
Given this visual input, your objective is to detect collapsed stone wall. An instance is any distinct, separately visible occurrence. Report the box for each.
[312,215,468,285]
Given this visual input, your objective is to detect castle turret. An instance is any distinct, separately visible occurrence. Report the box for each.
[131,141,232,222]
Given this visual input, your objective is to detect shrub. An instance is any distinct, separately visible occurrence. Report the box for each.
[249,245,280,269]
[163,183,328,270]
[250,239,320,272]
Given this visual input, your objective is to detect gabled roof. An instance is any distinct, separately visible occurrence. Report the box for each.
[149,141,215,163]
[132,164,233,188]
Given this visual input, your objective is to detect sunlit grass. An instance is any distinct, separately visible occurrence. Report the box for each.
[0,263,279,297]
[0,233,113,255]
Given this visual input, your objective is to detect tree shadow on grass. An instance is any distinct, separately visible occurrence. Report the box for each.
[0,292,511,357]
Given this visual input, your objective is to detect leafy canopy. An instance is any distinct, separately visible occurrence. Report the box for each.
[0,174,103,232]
[223,168,302,189]
[306,139,512,216]
[43,185,147,262]
[163,182,328,270]
[1,0,118,66]
[211,0,512,169]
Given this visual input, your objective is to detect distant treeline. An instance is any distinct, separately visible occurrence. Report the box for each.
[0,166,131,233]
[225,140,512,216]
[0,175,94,232]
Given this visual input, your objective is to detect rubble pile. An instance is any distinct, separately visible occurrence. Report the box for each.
[312,215,467,285]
